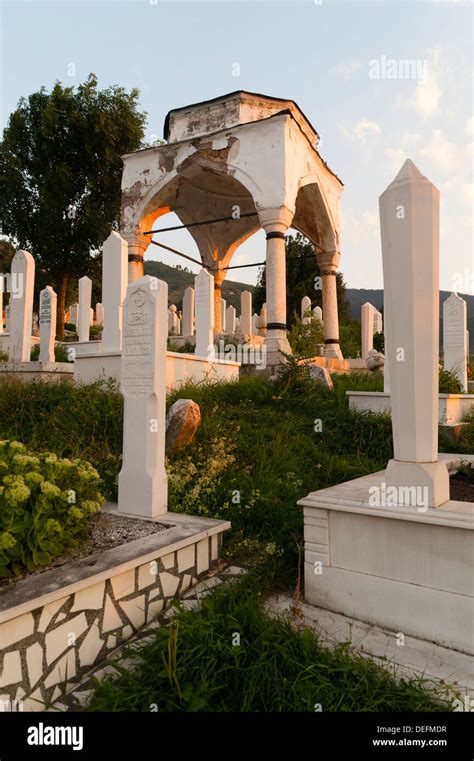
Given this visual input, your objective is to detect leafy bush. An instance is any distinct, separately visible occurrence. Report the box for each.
[0,440,104,576]
[0,379,123,501]
[64,322,77,333]
[287,312,323,358]
[439,367,463,394]
[373,331,384,353]
[30,343,73,362]
[338,319,361,358]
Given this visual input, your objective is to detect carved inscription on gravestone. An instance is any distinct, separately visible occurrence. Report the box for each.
[121,289,153,395]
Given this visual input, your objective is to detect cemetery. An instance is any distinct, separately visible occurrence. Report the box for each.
[0,86,472,720]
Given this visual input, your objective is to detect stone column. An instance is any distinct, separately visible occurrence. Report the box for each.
[102,231,128,352]
[10,250,35,362]
[379,159,449,507]
[319,261,342,359]
[361,302,375,360]
[195,268,215,358]
[240,290,252,336]
[0,274,3,335]
[213,268,225,334]
[123,230,148,283]
[226,305,236,334]
[118,275,168,517]
[443,293,467,392]
[221,298,227,333]
[261,211,292,366]
[39,286,57,363]
[182,287,195,337]
[78,276,92,343]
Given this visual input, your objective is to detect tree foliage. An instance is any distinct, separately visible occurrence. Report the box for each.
[0,74,146,335]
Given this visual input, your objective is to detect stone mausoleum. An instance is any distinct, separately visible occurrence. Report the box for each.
[119,91,344,366]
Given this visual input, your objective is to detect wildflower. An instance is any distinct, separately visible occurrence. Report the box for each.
[4,480,31,508]
[40,482,61,499]
[24,471,45,487]
[8,442,25,453]
[0,532,16,551]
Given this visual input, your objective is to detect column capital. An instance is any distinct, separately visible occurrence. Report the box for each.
[258,206,294,235]
[120,229,149,254]
[316,249,341,271]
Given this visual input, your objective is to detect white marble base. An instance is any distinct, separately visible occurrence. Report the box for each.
[299,455,474,655]
[347,391,474,424]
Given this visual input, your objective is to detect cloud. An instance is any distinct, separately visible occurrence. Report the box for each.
[407,48,443,118]
[330,59,361,80]
[340,117,382,145]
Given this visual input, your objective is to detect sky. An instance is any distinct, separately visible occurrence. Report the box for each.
[1,0,473,292]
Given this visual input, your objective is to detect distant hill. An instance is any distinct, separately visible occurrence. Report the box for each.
[144,260,255,311]
[143,263,472,355]
[347,289,473,355]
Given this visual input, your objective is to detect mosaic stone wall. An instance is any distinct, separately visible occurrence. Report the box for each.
[0,533,221,711]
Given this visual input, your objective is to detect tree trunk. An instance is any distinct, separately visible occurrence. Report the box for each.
[56,272,68,340]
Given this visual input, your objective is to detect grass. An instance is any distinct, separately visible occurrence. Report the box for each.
[82,577,451,713]
[1,372,471,585]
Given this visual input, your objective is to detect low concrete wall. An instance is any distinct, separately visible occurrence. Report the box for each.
[74,350,240,390]
[347,391,474,423]
[0,361,74,384]
[0,511,230,711]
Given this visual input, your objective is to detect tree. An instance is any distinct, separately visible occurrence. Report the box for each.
[0,75,146,337]
[254,232,351,327]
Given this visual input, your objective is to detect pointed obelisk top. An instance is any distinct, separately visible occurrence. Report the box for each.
[393,158,426,183]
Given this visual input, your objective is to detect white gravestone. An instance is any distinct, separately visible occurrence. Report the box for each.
[118,276,168,517]
[39,286,57,363]
[182,287,194,336]
[195,269,215,358]
[221,298,227,333]
[102,232,128,352]
[95,303,104,326]
[240,290,252,335]
[373,309,383,334]
[78,276,92,343]
[379,159,449,507]
[301,295,312,324]
[443,293,467,392]
[226,305,236,334]
[69,304,78,326]
[361,302,375,360]
[313,305,323,324]
[168,305,179,336]
[259,303,267,337]
[10,249,35,362]
[252,313,258,334]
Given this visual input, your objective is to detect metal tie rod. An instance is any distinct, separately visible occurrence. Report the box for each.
[143,211,259,236]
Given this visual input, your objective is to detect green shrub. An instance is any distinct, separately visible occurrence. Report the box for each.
[287,312,323,358]
[439,367,463,394]
[64,322,77,333]
[0,351,8,362]
[30,343,73,362]
[373,331,384,352]
[0,379,123,501]
[0,440,105,576]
